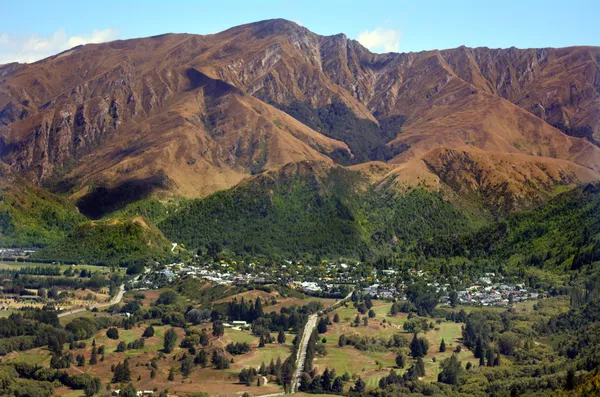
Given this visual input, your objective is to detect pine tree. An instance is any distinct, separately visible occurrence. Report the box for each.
[255,297,264,317]
[440,338,446,352]
[181,355,194,377]
[163,328,178,353]
[486,349,494,367]
[322,368,331,391]
[332,377,344,393]
[277,329,286,344]
[90,346,98,365]
[351,377,366,393]
[168,367,175,381]
[195,350,208,367]
[395,353,406,368]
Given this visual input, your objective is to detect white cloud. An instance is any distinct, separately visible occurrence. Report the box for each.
[357,27,401,53]
[0,27,119,64]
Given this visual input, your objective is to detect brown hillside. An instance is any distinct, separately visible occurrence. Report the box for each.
[383,147,600,215]
[0,19,599,209]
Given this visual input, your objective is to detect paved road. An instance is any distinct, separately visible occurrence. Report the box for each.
[290,313,318,393]
[57,283,125,318]
[289,290,354,394]
[256,290,354,397]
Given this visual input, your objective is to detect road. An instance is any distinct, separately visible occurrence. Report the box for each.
[290,313,318,393]
[256,290,353,397]
[57,283,125,318]
[289,290,354,394]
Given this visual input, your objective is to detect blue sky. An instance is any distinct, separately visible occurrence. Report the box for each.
[1,0,598,63]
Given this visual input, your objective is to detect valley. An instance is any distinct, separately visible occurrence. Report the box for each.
[0,12,599,397]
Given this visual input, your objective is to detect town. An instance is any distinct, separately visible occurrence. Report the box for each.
[132,257,541,308]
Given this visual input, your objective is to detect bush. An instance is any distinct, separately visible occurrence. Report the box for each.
[107,328,119,340]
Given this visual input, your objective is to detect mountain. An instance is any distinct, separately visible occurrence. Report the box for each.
[0,19,599,229]
[158,161,478,257]
[418,182,600,275]
[0,162,84,247]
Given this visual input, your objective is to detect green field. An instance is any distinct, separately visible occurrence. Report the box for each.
[0,260,120,273]
[315,300,481,386]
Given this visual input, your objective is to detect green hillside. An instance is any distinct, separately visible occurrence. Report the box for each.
[0,163,85,247]
[417,183,600,280]
[33,217,172,266]
[159,162,478,258]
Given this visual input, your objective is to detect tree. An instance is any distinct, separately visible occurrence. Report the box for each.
[212,321,225,338]
[200,329,210,346]
[363,316,368,326]
[317,317,328,334]
[350,377,366,393]
[116,341,127,352]
[406,282,439,316]
[83,377,101,397]
[277,329,286,344]
[438,354,464,385]
[322,368,332,391]
[120,383,137,397]
[106,327,119,340]
[167,367,175,381]
[486,348,494,367]
[449,291,458,308]
[186,308,211,325]
[157,290,178,305]
[333,313,340,323]
[76,354,85,367]
[113,359,131,383]
[497,332,521,356]
[440,338,446,352]
[164,328,178,353]
[409,333,429,358]
[338,334,346,347]
[181,354,194,377]
[195,350,208,367]
[90,346,98,365]
[211,349,229,369]
[395,353,406,368]
[331,377,344,393]
[143,326,155,338]
[368,309,376,318]
[255,297,264,318]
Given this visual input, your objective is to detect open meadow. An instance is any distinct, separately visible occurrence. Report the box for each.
[314,300,479,390]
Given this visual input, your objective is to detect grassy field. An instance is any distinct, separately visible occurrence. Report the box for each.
[6,317,294,397]
[0,260,120,273]
[315,300,479,388]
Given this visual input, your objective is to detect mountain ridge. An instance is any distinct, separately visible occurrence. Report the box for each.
[0,18,599,218]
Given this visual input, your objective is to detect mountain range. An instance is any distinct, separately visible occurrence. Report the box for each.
[1,19,600,256]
